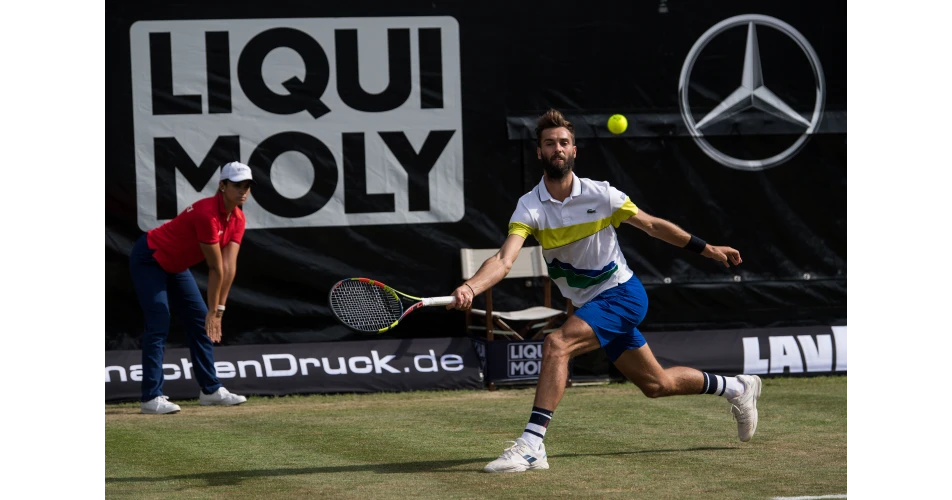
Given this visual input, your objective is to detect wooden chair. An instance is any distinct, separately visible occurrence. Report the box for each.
[460,247,572,341]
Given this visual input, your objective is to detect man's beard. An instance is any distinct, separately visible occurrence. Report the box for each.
[541,153,574,180]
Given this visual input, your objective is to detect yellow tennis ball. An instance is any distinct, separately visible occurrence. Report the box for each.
[607,114,628,134]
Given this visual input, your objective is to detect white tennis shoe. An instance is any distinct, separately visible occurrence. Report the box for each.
[141,395,181,414]
[199,387,247,406]
[729,374,762,442]
[483,438,549,473]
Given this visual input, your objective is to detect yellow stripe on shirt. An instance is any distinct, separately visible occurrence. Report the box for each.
[535,217,614,249]
[507,198,640,250]
[508,222,534,239]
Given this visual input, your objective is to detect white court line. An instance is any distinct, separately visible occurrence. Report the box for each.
[772,495,846,500]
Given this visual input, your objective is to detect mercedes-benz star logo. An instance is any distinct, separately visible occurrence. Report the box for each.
[678,14,826,171]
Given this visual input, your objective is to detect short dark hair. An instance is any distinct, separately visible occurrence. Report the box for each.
[535,109,575,145]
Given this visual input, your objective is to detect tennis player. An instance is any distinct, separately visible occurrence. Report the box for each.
[449,110,761,472]
[129,161,253,414]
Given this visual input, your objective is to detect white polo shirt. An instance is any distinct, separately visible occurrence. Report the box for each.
[508,173,639,306]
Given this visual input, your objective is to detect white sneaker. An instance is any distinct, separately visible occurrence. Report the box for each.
[483,438,549,473]
[141,395,181,414]
[199,387,247,406]
[729,374,762,442]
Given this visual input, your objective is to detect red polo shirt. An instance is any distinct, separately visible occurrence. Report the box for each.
[147,193,246,274]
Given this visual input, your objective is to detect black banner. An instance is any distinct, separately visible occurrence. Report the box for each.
[472,325,846,387]
[644,325,847,376]
[105,337,483,402]
[106,1,845,347]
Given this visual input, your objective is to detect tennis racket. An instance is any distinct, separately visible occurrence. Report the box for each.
[328,278,456,333]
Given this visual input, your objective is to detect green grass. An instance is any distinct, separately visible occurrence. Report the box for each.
[106,376,846,499]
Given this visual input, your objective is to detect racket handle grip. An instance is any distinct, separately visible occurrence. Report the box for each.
[422,296,456,307]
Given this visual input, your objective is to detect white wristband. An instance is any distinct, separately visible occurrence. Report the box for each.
[216,305,226,312]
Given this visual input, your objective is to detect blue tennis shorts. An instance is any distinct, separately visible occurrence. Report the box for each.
[573,277,649,362]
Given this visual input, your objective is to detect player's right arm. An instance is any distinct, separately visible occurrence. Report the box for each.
[448,233,527,310]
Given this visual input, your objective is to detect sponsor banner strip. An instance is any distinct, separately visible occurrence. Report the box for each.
[105,337,483,402]
[644,325,846,376]
[476,325,846,384]
[106,326,846,401]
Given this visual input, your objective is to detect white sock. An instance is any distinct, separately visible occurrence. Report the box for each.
[521,431,544,450]
[701,372,746,399]
[521,406,552,450]
[723,377,745,399]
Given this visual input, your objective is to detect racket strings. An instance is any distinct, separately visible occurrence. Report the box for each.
[330,281,403,331]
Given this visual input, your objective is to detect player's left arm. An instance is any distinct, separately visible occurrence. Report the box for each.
[624,210,742,267]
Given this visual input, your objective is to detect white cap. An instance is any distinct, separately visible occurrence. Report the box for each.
[220,161,255,184]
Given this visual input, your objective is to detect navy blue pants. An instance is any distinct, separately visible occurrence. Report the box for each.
[129,235,222,401]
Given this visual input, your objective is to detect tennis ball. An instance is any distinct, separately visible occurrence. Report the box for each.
[607,114,628,135]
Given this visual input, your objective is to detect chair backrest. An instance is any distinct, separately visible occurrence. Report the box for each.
[460,246,549,280]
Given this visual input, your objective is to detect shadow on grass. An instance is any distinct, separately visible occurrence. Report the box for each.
[106,446,734,486]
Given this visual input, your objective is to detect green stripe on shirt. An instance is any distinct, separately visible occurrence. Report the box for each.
[547,262,619,288]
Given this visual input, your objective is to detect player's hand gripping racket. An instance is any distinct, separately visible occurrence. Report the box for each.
[329,278,456,333]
